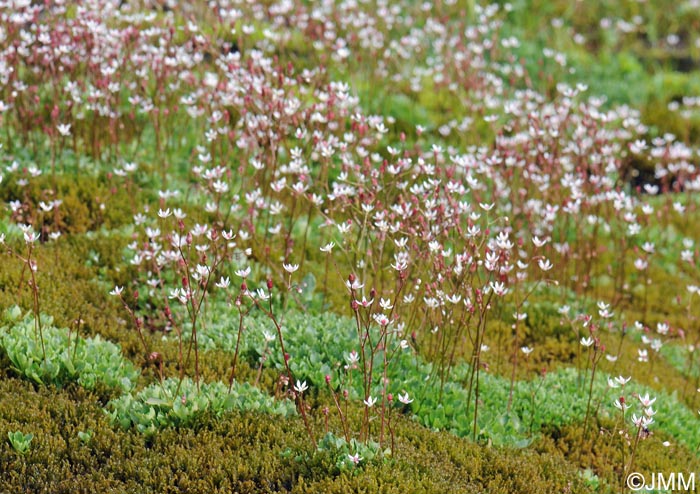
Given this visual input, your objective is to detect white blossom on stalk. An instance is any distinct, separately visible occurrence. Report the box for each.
[398,392,413,404]
[283,263,299,274]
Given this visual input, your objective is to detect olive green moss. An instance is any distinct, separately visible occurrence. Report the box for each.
[0,376,594,494]
[0,172,142,235]
[535,421,700,491]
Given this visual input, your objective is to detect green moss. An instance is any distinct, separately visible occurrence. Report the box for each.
[0,172,140,235]
[0,376,595,493]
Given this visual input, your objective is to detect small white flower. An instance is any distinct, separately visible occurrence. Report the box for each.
[615,375,631,386]
[520,346,534,355]
[656,322,669,335]
[23,230,38,244]
[293,380,308,394]
[57,123,71,136]
[489,281,508,296]
[638,393,656,407]
[283,263,299,274]
[348,453,362,465]
[235,266,251,278]
[320,242,335,253]
[110,286,124,296]
[364,395,377,407]
[538,258,553,271]
[215,276,230,289]
[614,399,631,411]
[398,392,413,404]
[373,313,391,326]
[346,351,360,365]
[532,236,548,247]
[580,336,595,347]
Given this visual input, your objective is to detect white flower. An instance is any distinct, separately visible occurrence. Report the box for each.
[614,375,631,386]
[580,336,595,347]
[346,351,360,365]
[656,322,669,335]
[293,380,308,394]
[538,258,553,271]
[632,414,654,428]
[532,236,548,247]
[520,346,534,355]
[57,123,71,136]
[110,286,124,296]
[215,276,230,289]
[634,258,648,271]
[283,263,299,274]
[613,399,630,411]
[398,392,413,404]
[23,231,38,244]
[320,242,335,253]
[348,453,362,465]
[489,281,508,296]
[638,393,656,407]
[235,266,251,278]
[364,395,377,407]
[373,314,390,326]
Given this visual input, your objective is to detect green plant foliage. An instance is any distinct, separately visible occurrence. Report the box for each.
[196,305,357,387]
[107,377,296,434]
[7,430,33,455]
[287,432,390,474]
[0,307,138,392]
